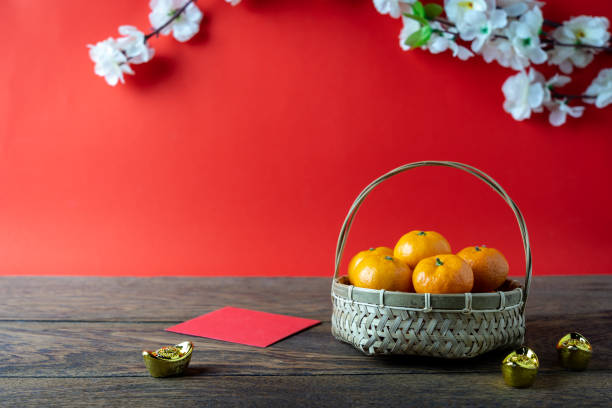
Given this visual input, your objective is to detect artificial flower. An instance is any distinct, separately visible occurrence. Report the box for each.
[540,73,583,126]
[548,16,610,74]
[149,0,203,42]
[502,68,545,120]
[495,1,543,17]
[481,38,528,70]
[87,38,134,86]
[459,8,507,52]
[117,26,155,64]
[399,18,473,60]
[429,32,474,60]
[373,0,414,19]
[584,68,612,108]
[545,100,584,126]
[505,6,547,66]
[445,0,488,30]
[543,73,571,99]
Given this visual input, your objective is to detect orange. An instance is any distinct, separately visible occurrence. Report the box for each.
[457,245,509,292]
[394,230,452,269]
[350,253,412,292]
[412,254,473,294]
[347,247,393,283]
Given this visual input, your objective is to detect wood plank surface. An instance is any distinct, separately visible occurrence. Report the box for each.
[1,276,609,321]
[0,277,331,321]
[2,372,611,408]
[0,276,610,407]
[0,314,610,378]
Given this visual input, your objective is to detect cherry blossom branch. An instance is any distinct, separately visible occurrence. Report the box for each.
[550,91,596,101]
[541,37,612,52]
[431,27,458,38]
[144,0,196,42]
[88,0,205,86]
[433,16,612,52]
[434,17,510,42]
[432,17,454,28]
[392,1,612,126]
[542,19,561,28]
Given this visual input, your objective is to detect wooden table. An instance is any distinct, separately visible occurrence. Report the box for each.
[0,276,610,407]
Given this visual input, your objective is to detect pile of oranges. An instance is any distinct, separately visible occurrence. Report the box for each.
[347,230,509,294]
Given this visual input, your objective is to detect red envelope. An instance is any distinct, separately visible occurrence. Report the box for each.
[165,306,321,347]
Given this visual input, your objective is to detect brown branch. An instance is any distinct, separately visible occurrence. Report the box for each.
[144,0,196,42]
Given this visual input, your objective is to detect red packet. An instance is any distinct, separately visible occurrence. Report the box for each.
[165,306,321,347]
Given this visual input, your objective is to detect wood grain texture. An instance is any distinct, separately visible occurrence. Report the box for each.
[1,275,609,320]
[0,313,610,378]
[1,373,611,408]
[0,277,331,321]
[0,276,610,406]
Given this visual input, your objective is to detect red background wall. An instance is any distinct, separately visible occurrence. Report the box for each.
[1,0,611,277]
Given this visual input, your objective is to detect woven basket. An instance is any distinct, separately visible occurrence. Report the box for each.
[331,161,532,358]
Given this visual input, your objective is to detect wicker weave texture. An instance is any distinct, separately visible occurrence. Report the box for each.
[332,295,525,358]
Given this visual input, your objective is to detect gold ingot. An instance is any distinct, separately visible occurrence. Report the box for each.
[556,332,592,371]
[142,341,193,378]
[501,346,539,388]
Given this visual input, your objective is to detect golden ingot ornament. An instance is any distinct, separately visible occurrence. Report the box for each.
[501,346,539,388]
[556,332,592,371]
[142,341,193,378]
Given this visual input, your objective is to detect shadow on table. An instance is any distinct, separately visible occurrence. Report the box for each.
[183,365,212,376]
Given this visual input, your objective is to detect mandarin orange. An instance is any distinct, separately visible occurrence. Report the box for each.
[348,247,393,285]
[350,253,412,292]
[394,230,451,269]
[456,245,509,292]
[412,254,473,294]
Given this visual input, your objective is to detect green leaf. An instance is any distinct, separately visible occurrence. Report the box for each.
[403,13,428,26]
[424,3,443,20]
[412,1,426,18]
[405,25,433,48]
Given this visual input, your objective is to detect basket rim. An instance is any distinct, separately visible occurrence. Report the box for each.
[332,276,523,313]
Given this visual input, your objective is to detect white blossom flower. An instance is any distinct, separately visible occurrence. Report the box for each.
[445,0,509,53]
[548,16,610,74]
[545,73,572,94]
[481,38,528,70]
[459,8,507,52]
[584,68,612,108]
[149,0,203,42]
[502,69,588,124]
[116,26,155,64]
[428,32,474,60]
[505,6,547,66]
[399,17,473,60]
[495,1,543,17]
[225,0,242,5]
[373,0,414,19]
[545,100,584,126]
[541,74,583,126]
[374,0,414,19]
[88,38,134,86]
[445,0,488,29]
[502,68,545,120]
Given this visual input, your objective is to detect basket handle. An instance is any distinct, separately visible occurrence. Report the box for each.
[333,161,532,307]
